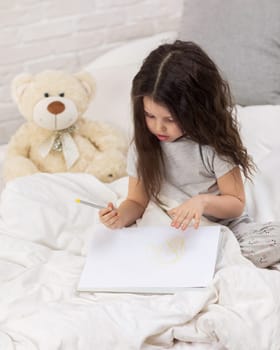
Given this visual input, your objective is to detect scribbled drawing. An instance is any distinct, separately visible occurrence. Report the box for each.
[148,235,186,264]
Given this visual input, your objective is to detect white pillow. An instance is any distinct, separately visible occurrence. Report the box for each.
[84,31,177,142]
[236,105,280,222]
[236,105,280,164]
[244,149,280,222]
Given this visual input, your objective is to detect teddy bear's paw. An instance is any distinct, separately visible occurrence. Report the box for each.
[3,156,39,182]
[85,150,127,183]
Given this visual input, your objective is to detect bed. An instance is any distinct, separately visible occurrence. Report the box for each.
[1,2,280,349]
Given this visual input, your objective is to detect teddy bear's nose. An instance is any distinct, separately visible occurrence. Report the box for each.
[47,101,65,115]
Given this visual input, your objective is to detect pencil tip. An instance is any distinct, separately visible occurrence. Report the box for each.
[75,199,80,203]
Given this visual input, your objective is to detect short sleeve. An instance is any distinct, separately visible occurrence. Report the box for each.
[201,145,236,179]
[126,142,138,178]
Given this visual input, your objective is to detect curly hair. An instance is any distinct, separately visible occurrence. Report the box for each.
[131,40,255,202]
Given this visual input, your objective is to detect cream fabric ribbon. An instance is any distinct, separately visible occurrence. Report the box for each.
[39,131,79,169]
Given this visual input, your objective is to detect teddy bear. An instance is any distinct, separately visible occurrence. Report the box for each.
[3,70,128,183]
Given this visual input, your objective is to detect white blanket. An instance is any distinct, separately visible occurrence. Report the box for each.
[0,173,279,350]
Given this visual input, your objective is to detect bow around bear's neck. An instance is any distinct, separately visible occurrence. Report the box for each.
[38,124,80,169]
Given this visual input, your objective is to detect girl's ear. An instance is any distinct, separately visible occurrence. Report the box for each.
[11,73,33,104]
[75,71,96,101]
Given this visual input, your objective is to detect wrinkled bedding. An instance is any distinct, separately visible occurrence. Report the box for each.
[0,173,279,350]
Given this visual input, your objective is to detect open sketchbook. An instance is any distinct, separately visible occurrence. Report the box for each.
[78,225,221,294]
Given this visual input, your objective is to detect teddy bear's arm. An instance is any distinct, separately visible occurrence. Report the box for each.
[3,124,39,182]
[6,124,32,157]
[79,120,128,153]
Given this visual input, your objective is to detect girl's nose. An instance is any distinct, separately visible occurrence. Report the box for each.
[157,122,166,132]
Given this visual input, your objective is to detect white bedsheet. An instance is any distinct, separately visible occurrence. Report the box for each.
[0,173,279,350]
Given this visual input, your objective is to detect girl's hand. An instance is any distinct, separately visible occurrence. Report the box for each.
[99,202,124,229]
[167,195,206,230]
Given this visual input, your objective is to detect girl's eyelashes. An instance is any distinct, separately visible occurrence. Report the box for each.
[166,117,175,123]
[144,111,154,118]
[144,111,175,122]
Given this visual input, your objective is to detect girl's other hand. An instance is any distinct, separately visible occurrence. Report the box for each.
[99,202,124,229]
[167,195,205,230]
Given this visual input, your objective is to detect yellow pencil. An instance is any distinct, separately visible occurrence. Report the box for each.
[75,198,104,209]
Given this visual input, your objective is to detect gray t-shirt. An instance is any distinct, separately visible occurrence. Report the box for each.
[127,137,251,230]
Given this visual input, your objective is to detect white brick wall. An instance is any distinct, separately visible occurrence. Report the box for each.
[0,0,183,143]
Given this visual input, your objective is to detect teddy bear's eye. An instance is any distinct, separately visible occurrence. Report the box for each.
[59,93,65,97]
[44,93,49,98]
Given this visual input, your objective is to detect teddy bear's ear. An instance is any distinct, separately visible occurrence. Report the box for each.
[11,73,33,103]
[75,71,96,100]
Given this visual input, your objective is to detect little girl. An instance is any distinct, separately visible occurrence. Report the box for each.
[99,40,280,268]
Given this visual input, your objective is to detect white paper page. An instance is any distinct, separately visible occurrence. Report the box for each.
[78,225,221,293]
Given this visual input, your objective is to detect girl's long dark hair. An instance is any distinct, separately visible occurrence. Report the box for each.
[132,40,255,203]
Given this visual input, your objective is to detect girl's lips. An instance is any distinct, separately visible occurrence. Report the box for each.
[156,134,169,141]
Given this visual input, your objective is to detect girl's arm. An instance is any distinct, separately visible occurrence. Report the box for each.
[201,166,245,217]
[168,167,245,230]
[99,176,149,229]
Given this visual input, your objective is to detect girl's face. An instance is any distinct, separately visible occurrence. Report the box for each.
[143,96,183,142]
